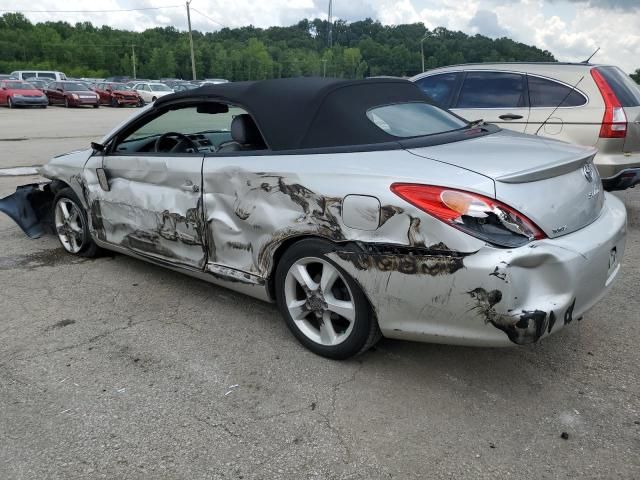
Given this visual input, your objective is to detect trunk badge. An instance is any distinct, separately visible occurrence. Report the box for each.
[582,164,594,183]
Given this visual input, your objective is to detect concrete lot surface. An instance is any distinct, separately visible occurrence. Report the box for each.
[0,107,639,479]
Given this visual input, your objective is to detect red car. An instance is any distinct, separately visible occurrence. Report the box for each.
[94,82,143,107]
[45,81,100,108]
[0,80,48,108]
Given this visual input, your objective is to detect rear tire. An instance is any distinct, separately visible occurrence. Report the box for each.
[93,104,100,109]
[151,96,157,102]
[53,188,100,258]
[274,238,381,359]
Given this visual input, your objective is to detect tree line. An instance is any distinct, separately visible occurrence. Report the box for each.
[1,12,632,82]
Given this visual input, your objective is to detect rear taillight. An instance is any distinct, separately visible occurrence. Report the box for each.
[591,68,627,139]
[390,184,546,248]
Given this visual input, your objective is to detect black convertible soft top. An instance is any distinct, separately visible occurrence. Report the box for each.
[155,77,437,151]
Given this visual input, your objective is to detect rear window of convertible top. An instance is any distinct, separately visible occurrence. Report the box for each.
[366,102,467,138]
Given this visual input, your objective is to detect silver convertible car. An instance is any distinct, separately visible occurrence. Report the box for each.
[0,77,627,359]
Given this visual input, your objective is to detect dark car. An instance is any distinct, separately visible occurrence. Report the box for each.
[45,81,100,108]
[24,77,51,91]
[104,76,130,83]
[94,82,143,107]
[171,83,198,92]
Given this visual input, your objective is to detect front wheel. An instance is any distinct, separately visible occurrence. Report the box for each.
[64,98,70,108]
[53,188,100,257]
[93,103,100,109]
[275,238,381,359]
[7,96,14,109]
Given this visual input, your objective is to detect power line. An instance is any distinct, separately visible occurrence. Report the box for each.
[0,5,182,14]
[190,7,226,28]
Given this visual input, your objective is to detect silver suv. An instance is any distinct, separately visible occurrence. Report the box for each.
[411,63,640,190]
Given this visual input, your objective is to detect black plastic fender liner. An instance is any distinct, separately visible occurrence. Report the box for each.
[0,183,54,238]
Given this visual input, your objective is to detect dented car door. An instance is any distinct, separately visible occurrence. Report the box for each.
[83,152,207,269]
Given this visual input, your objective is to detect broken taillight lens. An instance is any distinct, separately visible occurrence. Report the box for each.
[390,184,546,248]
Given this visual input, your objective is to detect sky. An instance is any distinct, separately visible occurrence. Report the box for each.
[7,0,640,73]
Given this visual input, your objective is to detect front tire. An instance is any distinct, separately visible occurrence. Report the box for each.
[7,96,14,109]
[64,98,70,108]
[275,238,381,359]
[53,188,100,257]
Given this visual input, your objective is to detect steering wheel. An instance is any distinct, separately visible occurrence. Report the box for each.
[153,132,199,153]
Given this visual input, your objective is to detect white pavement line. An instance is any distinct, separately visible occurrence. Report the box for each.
[0,167,41,176]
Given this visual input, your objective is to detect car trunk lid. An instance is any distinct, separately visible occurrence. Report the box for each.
[406,130,604,238]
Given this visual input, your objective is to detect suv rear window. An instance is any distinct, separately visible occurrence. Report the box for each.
[528,76,587,107]
[366,102,467,137]
[594,66,640,107]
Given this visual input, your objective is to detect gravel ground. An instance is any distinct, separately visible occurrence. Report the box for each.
[0,107,638,479]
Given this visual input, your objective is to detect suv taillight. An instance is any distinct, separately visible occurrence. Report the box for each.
[591,68,627,139]
[390,184,546,248]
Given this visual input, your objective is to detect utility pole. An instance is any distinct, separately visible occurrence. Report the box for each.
[420,34,428,72]
[327,0,333,48]
[131,44,137,79]
[186,1,197,80]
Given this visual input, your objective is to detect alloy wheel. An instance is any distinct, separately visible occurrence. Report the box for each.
[284,257,356,346]
[54,198,85,254]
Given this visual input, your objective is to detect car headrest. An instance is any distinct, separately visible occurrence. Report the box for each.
[231,114,264,146]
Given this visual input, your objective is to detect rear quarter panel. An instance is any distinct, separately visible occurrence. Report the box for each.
[201,149,493,278]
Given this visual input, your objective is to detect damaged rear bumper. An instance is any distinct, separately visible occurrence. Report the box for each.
[329,193,627,347]
[0,183,54,238]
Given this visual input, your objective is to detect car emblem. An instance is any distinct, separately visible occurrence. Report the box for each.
[582,164,594,183]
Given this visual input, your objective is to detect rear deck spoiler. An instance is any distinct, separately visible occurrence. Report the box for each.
[496,154,595,184]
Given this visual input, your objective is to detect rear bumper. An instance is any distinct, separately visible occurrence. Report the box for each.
[328,193,627,347]
[601,168,640,191]
[595,151,640,181]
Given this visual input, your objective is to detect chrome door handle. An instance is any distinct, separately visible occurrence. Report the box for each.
[180,182,200,193]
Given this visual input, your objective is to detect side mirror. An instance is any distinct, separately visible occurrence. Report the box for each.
[106,89,112,93]
[57,88,63,92]
[91,142,104,152]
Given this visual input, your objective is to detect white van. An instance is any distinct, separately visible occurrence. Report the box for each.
[10,70,67,81]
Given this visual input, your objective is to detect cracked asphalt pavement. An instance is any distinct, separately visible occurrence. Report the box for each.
[1,108,639,479]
